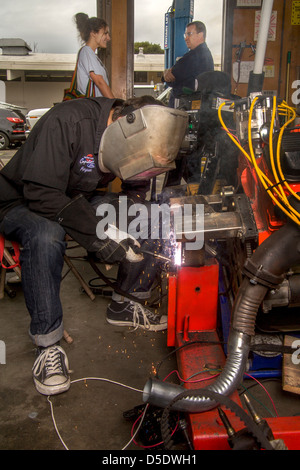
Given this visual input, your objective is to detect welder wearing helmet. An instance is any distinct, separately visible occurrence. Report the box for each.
[0,95,187,396]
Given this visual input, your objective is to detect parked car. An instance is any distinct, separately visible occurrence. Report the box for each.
[0,108,27,150]
[25,108,50,134]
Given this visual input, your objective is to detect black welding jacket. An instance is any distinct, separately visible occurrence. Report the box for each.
[0,97,150,251]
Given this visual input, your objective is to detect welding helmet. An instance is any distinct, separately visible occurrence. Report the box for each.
[98,105,188,181]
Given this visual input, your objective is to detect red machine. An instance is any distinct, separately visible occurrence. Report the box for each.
[143,93,300,450]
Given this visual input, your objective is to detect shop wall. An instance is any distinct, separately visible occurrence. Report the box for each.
[230,0,299,106]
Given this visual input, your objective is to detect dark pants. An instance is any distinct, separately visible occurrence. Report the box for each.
[0,197,166,347]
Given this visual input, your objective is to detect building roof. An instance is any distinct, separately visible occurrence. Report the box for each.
[0,52,165,73]
[0,38,32,55]
[0,53,77,72]
[0,51,221,80]
[134,52,165,71]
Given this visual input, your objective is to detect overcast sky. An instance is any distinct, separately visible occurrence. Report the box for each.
[1,1,222,57]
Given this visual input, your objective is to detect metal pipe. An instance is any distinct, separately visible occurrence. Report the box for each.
[247,0,274,94]
[253,0,274,75]
[143,330,251,412]
[174,211,243,240]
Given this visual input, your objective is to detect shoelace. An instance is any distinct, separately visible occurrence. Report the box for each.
[33,346,65,378]
[131,302,158,331]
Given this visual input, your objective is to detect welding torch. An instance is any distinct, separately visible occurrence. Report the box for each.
[140,249,172,263]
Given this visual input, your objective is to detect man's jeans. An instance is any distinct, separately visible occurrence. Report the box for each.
[0,199,165,347]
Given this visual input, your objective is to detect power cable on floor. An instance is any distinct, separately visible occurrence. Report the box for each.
[47,376,143,451]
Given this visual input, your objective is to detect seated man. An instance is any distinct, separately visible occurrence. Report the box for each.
[0,95,176,397]
[163,20,214,108]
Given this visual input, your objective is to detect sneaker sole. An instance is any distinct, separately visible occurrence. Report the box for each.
[33,377,71,396]
[106,317,168,332]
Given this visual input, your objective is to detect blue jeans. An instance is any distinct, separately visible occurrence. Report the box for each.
[0,200,166,347]
[0,205,66,347]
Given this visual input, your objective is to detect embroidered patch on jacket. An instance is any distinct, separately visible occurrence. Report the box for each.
[79,154,95,173]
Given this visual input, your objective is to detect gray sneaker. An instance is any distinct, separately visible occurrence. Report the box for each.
[106,300,168,331]
[32,344,70,396]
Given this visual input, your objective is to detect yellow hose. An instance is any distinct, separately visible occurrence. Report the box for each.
[217,98,300,226]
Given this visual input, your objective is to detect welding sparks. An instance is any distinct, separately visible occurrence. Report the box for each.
[151,363,157,376]
[173,242,182,266]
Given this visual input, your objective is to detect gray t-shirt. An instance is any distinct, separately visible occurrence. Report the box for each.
[77,45,109,97]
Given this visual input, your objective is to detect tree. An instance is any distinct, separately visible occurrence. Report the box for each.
[134,42,164,54]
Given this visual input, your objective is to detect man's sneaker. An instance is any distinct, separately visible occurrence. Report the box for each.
[32,344,70,396]
[106,300,168,331]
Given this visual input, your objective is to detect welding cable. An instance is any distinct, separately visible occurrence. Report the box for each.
[239,384,277,418]
[47,376,144,451]
[162,366,279,418]
[267,98,300,216]
[244,373,279,417]
[218,98,278,198]
[278,100,295,120]
[129,404,179,449]
[238,378,284,418]
[217,100,275,194]
[129,405,153,448]
[247,97,300,225]
[154,339,226,380]
[247,97,297,222]
[163,368,220,385]
[276,102,300,203]
[154,338,295,381]
[265,96,299,209]
[47,396,69,450]
[248,97,300,224]
[268,95,286,203]
[123,403,150,450]
[87,255,164,309]
[218,100,300,226]
[218,101,252,163]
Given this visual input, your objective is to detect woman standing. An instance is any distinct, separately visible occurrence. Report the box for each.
[75,12,114,98]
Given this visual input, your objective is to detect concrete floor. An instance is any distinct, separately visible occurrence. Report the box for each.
[1,148,300,451]
[0,249,177,451]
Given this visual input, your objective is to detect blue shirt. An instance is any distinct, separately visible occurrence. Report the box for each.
[167,42,214,100]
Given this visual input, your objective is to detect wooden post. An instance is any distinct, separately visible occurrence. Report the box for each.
[97,0,134,99]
